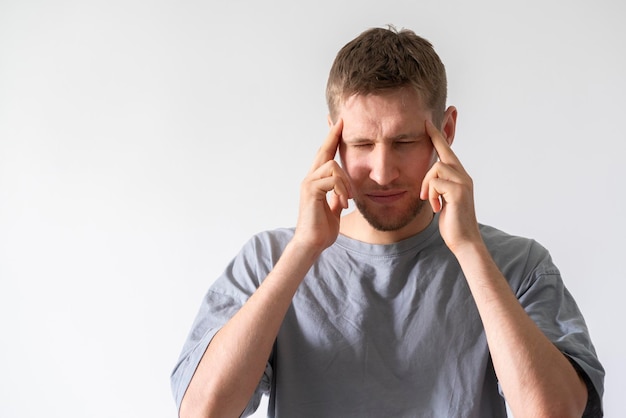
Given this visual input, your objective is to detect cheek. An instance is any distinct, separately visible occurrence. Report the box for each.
[405,146,437,177]
[340,149,368,180]
[418,144,437,168]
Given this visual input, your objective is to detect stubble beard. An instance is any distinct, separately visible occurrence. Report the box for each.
[353,194,427,232]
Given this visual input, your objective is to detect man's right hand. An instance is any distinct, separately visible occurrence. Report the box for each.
[180,124,352,417]
[293,119,352,253]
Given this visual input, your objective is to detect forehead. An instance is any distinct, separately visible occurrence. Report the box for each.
[338,88,432,140]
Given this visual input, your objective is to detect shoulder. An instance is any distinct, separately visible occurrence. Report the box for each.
[212,228,296,295]
[478,223,557,278]
[480,223,549,257]
[235,227,295,266]
[247,227,295,250]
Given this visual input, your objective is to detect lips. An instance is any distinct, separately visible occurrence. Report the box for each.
[365,190,407,204]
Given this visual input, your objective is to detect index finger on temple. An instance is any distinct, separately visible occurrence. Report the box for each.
[425,119,459,165]
[310,118,343,173]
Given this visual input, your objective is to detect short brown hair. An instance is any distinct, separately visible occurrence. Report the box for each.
[326,26,447,124]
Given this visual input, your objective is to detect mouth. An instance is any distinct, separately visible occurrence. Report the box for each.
[365,190,407,204]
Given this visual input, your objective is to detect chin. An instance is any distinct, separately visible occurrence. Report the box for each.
[355,199,426,232]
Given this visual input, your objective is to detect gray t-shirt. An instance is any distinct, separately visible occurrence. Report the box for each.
[171,215,604,417]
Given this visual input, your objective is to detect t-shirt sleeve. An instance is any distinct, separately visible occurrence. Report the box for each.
[170,232,283,415]
[514,242,605,417]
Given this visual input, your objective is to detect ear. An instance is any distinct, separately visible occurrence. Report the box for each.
[327,114,334,128]
[441,106,458,146]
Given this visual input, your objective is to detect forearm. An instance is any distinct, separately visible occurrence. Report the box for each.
[180,240,321,418]
[454,241,587,418]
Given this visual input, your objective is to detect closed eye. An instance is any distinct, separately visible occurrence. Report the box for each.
[393,134,428,147]
[394,140,418,147]
[350,142,374,148]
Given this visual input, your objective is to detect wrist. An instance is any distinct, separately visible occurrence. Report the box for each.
[282,238,325,270]
[289,231,333,259]
[451,239,512,295]
[450,238,499,280]
[451,238,489,262]
[260,239,322,297]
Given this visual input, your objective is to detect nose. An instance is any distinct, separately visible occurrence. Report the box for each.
[369,144,399,186]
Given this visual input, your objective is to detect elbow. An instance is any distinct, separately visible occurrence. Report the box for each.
[179,390,215,418]
[180,389,243,418]
[513,372,589,418]
[179,393,205,418]
[534,404,586,418]
[557,375,589,418]
[516,394,587,418]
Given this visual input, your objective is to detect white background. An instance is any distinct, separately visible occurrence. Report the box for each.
[1,1,624,417]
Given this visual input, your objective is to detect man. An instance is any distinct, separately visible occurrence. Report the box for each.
[171,27,604,417]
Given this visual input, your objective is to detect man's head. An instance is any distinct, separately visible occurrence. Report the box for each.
[326,26,448,126]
